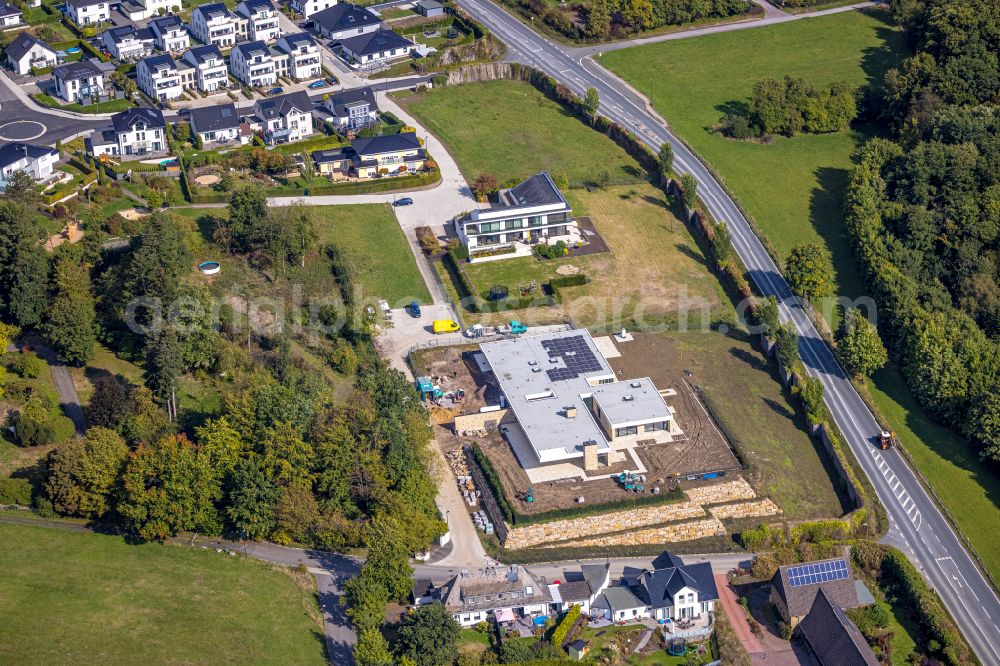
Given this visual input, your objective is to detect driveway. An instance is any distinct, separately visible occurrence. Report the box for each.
[6,339,86,435]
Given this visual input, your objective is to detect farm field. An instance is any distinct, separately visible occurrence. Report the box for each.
[0,522,326,665]
[463,183,728,329]
[393,80,646,187]
[600,9,906,329]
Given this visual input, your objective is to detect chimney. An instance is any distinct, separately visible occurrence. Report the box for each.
[565,406,577,418]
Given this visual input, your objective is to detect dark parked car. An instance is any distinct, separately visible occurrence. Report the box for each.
[393,197,414,207]
[325,77,338,86]
[409,301,421,318]
[267,87,284,96]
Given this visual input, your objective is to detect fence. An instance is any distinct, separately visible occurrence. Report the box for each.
[464,445,509,544]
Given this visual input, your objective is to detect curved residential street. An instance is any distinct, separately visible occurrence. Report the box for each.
[451,0,1000,662]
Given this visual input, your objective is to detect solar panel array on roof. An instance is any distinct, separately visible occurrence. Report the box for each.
[787,559,849,587]
[542,334,603,381]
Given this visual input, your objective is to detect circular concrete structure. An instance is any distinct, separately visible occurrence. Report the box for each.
[198,261,221,276]
[0,120,47,141]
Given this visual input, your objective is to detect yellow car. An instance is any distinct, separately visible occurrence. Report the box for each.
[433,319,460,334]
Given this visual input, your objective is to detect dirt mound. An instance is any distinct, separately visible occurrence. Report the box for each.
[555,264,580,275]
[195,174,220,186]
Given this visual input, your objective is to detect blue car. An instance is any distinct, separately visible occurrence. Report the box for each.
[393,197,414,207]
[267,87,284,96]
[307,80,325,89]
[409,301,422,318]
[325,77,338,86]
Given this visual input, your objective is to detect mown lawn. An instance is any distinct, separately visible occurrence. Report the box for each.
[0,522,326,665]
[600,9,906,329]
[393,80,646,187]
[463,183,727,329]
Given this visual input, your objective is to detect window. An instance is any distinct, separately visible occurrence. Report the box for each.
[615,426,638,437]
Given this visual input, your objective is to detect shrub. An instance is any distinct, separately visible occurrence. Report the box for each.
[49,415,77,444]
[13,396,54,446]
[739,523,773,551]
[550,604,581,648]
[10,351,45,379]
[0,477,33,506]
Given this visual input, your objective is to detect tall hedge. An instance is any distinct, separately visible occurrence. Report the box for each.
[550,604,581,648]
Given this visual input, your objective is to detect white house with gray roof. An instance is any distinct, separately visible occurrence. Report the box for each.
[441,566,551,627]
[236,0,281,42]
[274,32,321,80]
[5,34,57,75]
[478,329,675,468]
[149,14,190,53]
[180,45,228,92]
[247,90,314,144]
[100,24,155,62]
[0,2,22,27]
[456,171,578,257]
[52,60,105,103]
[310,3,380,40]
[136,54,183,101]
[62,0,112,26]
[229,39,277,87]
[189,103,245,146]
[191,3,238,48]
[288,0,337,19]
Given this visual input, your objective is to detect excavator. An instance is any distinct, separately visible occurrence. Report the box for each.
[878,431,898,450]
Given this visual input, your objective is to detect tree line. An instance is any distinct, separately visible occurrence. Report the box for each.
[844,0,1000,460]
[719,76,858,139]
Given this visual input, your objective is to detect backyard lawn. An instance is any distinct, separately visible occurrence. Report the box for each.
[463,183,727,329]
[393,80,646,187]
[600,9,906,329]
[0,522,326,665]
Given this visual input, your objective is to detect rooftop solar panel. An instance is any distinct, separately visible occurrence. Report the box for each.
[541,335,602,381]
[786,559,849,588]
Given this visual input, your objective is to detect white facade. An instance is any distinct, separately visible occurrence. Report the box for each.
[149,16,190,52]
[137,56,183,101]
[0,3,22,27]
[5,36,57,75]
[53,64,105,103]
[121,0,179,20]
[191,4,238,48]
[236,0,281,43]
[180,46,228,92]
[250,92,314,144]
[100,27,155,62]
[288,0,336,19]
[229,41,276,87]
[88,109,167,157]
[0,144,59,189]
[63,0,111,25]
[274,33,321,80]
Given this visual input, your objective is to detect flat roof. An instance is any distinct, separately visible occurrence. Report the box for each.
[591,378,670,427]
[480,330,617,462]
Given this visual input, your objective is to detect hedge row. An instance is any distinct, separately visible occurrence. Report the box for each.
[852,540,971,666]
[468,443,684,527]
[184,170,440,203]
[0,478,33,506]
[550,604,580,648]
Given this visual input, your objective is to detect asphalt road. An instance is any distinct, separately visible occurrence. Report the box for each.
[0,74,102,145]
[454,0,1000,662]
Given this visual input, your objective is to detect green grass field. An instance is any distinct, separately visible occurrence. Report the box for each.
[0,522,326,665]
[394,81,646,187]
[172,204,430,305]
[600,9,906,328]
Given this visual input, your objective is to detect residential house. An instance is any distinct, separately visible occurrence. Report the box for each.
[338,28,414,68]
[62,0,112,25]
[637,555,719,623]
[770,556,863,627]
[310,3,379,41]
[5,33,57,75]
[594,586,650,624]
[149,14,190,53]
[191,3,239,48]
[322,85,377,130]
[247,90,314,144]
[413,0,444,17]
[100,25,155,62]
[236,0,281,43]
[52,60,105,103]
[118,0,180,21]
[136,53,183,101]
[0,2,23,28]
[180,44,228,92]
[271,32,319,80]
[312,131,425,179]
[795,589,879,666]
[229,40,276,87]
[188,103,245,146]
[411,578,443,607]
[456,171,575,256]
[287,0,336,20]
[441,566,551,627]
[87,107,167,157]
[546,564,610,616]
[0,142,59,190]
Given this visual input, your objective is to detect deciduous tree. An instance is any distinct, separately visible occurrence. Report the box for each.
[785,243,833,302]
[658,142,674,179]
[774,322,799,370]
[395,603,460,666]
[226,457,279,540]
[584,86,600,124]
[87,376,129,430]
[471,172,499,201]
[44,260,96,365]
[44,427,128,517]
[586,0,611,37]
[679,172,698,210]
[837,308,888,377]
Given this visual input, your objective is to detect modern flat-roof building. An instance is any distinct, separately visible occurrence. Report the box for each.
[455,171,577,258]
[479,329,674,466]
